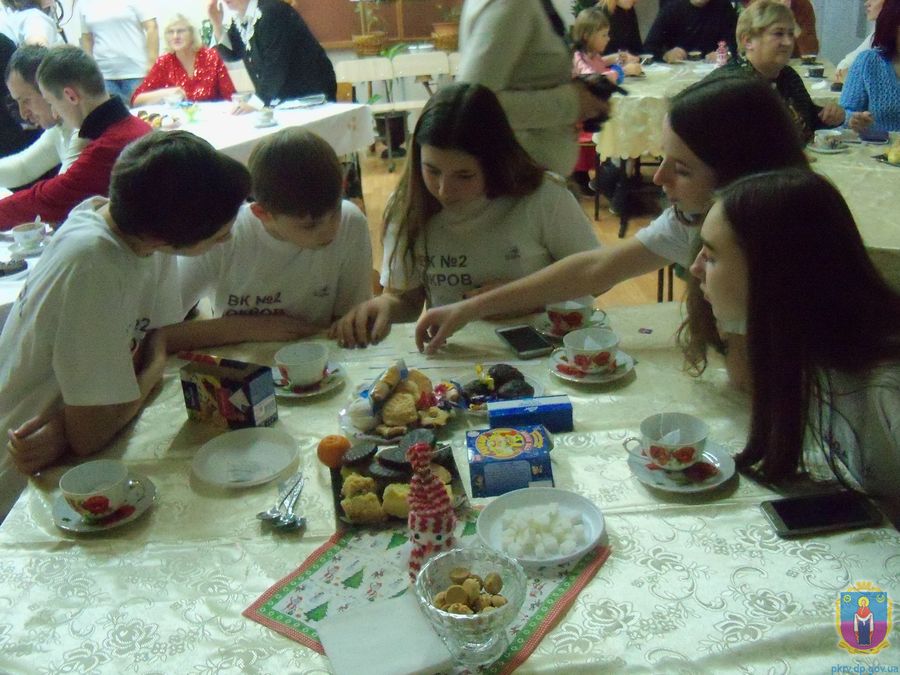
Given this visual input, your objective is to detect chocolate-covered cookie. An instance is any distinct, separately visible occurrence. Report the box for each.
[462,379,492,404]
[378,445,412,470]
[342,442,377,466]
[488,363,524,388]
[368,459,410,481]
[497,378,534,400]
[0,259,27,276]
[399,428,436,452]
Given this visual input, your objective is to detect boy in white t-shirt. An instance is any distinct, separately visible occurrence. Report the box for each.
[0,131,250,520]
[176,128,373,344]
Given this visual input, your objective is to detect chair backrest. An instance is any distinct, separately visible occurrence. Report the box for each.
[390,52,450,79]
[334,57,394,86]
[447,52,462,77]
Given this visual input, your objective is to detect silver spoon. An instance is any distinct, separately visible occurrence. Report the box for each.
[256,473,304,522]
[274,477,307,529]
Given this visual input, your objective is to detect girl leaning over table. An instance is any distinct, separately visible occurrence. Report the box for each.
[689,169,900,519]
[131,14,236,107]
[415,75,808,386]
[329,82,600,348]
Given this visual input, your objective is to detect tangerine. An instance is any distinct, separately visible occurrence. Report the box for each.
[317,434,352,468]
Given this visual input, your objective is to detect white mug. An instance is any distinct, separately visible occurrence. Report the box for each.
[275,342,328,386]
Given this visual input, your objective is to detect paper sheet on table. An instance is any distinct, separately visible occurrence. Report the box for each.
[317,592,452,675]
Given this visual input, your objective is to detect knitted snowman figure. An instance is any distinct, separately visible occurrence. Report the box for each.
[407,440,456,582]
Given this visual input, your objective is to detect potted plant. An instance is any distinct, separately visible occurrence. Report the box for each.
[431,1,461,51]
[352,0,389,56]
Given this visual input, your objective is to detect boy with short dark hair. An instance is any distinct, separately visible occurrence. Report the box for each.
[0,131,251,517]
[177,128,372,344]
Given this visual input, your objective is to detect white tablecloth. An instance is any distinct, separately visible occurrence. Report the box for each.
[0,303,896,673]
[134,101,375,164]
[594,60,839,161]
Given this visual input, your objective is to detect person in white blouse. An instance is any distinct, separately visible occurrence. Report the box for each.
[1,44,84,189]
[0,0,61,47]
[835,0,884,83]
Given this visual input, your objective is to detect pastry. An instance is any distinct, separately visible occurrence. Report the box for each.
[341,492,386,524]
[382,482,411,518]
[394,379,420,400]
[0,259,27,276]
[341,473,376,498]
[374,423,408,439]
[381,392,418,426]
[369,360,406,405]
[407,369,433,395]
[418,406,450,428]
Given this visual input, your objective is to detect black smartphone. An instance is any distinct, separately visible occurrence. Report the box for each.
[495,325,554,359]
[760,491,883,538]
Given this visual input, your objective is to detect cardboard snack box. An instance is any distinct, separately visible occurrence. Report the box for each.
[467,425,555,498]
[180,356,277,429]
[486,395,574,433]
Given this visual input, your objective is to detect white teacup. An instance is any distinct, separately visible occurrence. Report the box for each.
[275,341,328,386]
[258,107,275,125]
[814,129,844,150]
[623,412,708,471]
[231,92,251,105]
[545,296,596,335]
[562,326,619,374]
[59,459,131,521]
[12,221,44,250]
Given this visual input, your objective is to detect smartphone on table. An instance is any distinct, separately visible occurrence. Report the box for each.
[760,490,883,538]
[495,325,554,359]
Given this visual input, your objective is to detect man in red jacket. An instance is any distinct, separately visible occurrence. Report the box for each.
[0,45,151,230]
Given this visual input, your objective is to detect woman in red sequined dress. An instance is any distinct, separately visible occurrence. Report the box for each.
[131,14,235,106]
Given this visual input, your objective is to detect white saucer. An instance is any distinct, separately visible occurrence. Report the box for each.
[254,120,278,128]
[549,349,634,384]
[534,310,608,341]
[9,239,46,258]
[807,144,849,154]
[477,487,605,567]
[271,362,345,399]
[192,427,297,487]
[628,442,736,493]
[53,473,157,532]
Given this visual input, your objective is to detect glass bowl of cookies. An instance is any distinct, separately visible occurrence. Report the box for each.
[414,546,526,667]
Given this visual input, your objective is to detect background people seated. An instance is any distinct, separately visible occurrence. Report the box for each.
[840,0,900,133]
[131,14,236,107]
[644,0,738,63]
[208,0,337,105]
[835,0,884,82]
[0,45,150,229]
[79,0,158,103]
[707,0,844,143]
[1,45,85,188]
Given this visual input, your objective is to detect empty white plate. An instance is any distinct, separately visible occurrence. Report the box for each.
[192,427,297,488]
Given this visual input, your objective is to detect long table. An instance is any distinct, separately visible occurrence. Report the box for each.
[1,303,896,673]
[132,101,376,164]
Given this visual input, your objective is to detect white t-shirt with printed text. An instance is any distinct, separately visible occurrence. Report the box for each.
[381,175,599,307]
[178,200,373,323]
[79,0,155,80]
[0,197,182,518]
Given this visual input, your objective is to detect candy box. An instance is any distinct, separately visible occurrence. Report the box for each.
[486,395,573,433]
[180,356,277,429]
[467,426,554,498]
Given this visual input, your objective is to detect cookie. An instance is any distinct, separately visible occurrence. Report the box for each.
[374,423,407,439]
[407,369,433,395]
[342,442,377,466]
[418,406,450,428]
[497,378,534,400]
[394,379,420,400]
[488,363,524,388]
[381,392,418,426]
[368,459,410,481]
[378,445,412,470]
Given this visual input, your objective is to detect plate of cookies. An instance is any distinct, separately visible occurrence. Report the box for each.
[457,363,543,416]
[318,429,466,527]
[339,359,458,442]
